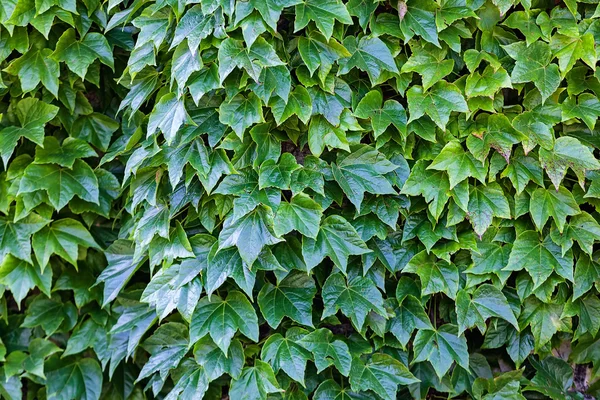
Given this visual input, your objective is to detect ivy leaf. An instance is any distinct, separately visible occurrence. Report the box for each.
[321,273,386,330]
[219,93,264,140]
[349,354,419,400]
[274,193,323,239]
[229,360,283,400]
[261,331,312,385]
[428,141,487,189]
[193,336,244,381]
[332,145,398,212]
[5,48,59,96]
[308,115,350,156]
[258,271,316,328]
[504,231,573,290]
[467,114,527,163]
[354,90,407,138]
[456,284,518,335]
[217,37,284,83]
[171,5,215,53]
[189,291,259,353]
[0,255,51,304]
[18,159,99,210]
[501,149,544,194]
[136,323,189,383]
[95,240,143,307]
[22,295,76,336]
[407,81,468,130]
[520,297,570,349]
[338,36,399,83]
[147,93,193,145]
[270,86,313,125]
[34,137,96,168]
[404,251,459,299]
[45,357,103,400]
[302,215,371,274]
[561,94,600,130]
[388,295,433,348]
[52,29,114,79]
[165,360,209,400]
[539,136,600,189]
[468,183,511,237]
[314,380,365,399]
[551,212,600,257]
[32,218,100,271]
[412,325,469,378]
[296,328,352,376]
[401,43,453,91]
[529,186,580,233]
[0,213,48,263]
[465,65,512,98]
[401,160,450,221]
[294,0,352,40]
[503,41,560,103]
[0,97,59,167]
[218,205,282,266]
[258,153,300,190]
[550,33,596,75]
[398,0,439,46]
[298,31,350,84]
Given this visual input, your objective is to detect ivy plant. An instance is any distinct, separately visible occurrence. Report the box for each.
[1,0,600,399]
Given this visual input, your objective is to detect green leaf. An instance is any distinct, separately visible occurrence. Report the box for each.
[258,153,300,190]
[520,297,570,349]
[171,5,214,53]
[354,90,407,138]
[428,141,487,189]
[468,183,511,237]
[308,115,350,157]
[401,160,450,221]
[407,81,468,130]
[550,33,596,75]
[332,145,397,211]
[219,93,264,140]
[193,336,244,381]
[389,295,433,347]
[230,360,283,400]
[404,250,459,299]
[503,41,561,104]
[456,284,518,335]
[294,0,352,40]
[298,31,350,84]
[561,94,600,130]
[539,136,600,189]
[401,43,453,91]
[338,36,399,83]
[261,331,312,385]
[32,218,100,271]
[217,37,284,83]
[302,215,371,274]
[501,149,544,194]
[412,325,469,378]
[0,255,51,304]
[218,205,282,266]
[270,86,313,125]
[34,137,96,168]
[45,357,103,400]
[136,323,188,382]
[258,271,316,328]
[529,186,580,233]
[95,240,143,307]
[5,48,59,96]
[22,295,76,335]
[504,231,573,290]
[398,0,439,46]
[52,29,114,79]
[297,328,351,376]
[190,291,259,353]
[18,159,99,210]
[573,256,600,300]
[147,93,193,145]
[349,354,419,400]
[0,213,48,263]
[274,193,323,239]
[321,273,386,330]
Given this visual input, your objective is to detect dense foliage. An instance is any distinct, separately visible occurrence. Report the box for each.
[1,0,600,398]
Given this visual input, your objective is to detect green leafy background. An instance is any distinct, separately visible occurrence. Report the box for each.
[1,0,600,398]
